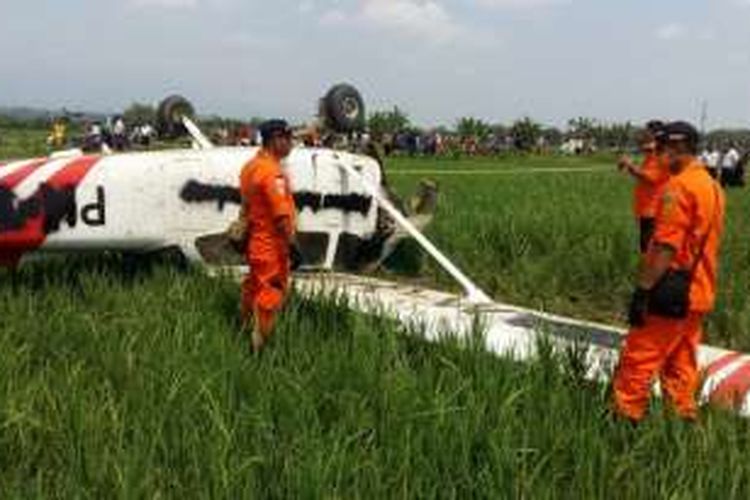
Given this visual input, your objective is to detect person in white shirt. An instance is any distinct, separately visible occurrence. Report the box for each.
[705,148,720,178]
[722,146,740,171]
[720,145,741,187]
[699,149,710,166]
[113,118,126,136]
[113,117,127,150]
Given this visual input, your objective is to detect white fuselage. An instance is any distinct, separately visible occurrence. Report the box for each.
[0,147,382,269]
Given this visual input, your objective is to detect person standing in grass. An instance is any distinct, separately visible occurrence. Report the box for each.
[613,121,725,422]
[239,119,300,353]
[618,121,671,253]
[719,143,740,187]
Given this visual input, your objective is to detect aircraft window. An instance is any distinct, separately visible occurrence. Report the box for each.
[296,232,329,267]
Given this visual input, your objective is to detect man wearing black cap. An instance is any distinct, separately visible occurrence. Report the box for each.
[239,119,298,352]
[613,121,725,422]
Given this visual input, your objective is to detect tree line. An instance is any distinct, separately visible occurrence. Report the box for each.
[368,108,750,153]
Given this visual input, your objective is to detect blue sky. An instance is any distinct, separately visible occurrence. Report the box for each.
[1,0,749,128]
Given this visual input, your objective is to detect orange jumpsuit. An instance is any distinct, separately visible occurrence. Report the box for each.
[614,159,724,421]
[239,149,296,336]
[633,153,670,252]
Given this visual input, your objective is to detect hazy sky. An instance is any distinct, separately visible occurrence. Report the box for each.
[1,0,749,128]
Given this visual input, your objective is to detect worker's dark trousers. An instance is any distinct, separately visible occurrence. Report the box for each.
[639,217,655,254]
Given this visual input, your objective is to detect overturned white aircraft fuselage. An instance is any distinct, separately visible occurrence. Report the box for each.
[0,147,384,269]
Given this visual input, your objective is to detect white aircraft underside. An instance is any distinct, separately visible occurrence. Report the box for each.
[0,146,383,270]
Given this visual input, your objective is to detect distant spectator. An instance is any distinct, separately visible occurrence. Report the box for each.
[47,118,67,150]
[237,125,252,146]
[699,148,710,166]
[112,116,128,151]
[82,121,105,153]
[132,123,155,148]
[720,145,740,187]
[705,148,720,178]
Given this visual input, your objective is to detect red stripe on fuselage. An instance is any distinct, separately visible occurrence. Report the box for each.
[0,159,49,189]
[0,155,101,267]
[45,155,100,188]
[709,361,750,410]
[704,352,743,378]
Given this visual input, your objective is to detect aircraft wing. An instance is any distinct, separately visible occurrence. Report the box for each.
[291,272,750,418]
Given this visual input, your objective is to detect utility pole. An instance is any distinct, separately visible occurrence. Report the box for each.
[700,100,708,136]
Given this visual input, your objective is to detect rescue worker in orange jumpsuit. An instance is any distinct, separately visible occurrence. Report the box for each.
[618,120,671,253]
[613,121,725,422]
[239,119,301,352]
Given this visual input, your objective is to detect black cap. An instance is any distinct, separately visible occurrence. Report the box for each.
[259,119,292,143]
[664,121,699,148]
[645,120,667,142]
[645,120,665,133]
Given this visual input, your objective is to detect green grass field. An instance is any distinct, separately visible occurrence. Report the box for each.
[4,131,750,497]
[0,127,50,159]
[3,259,750,498]
[387,155,750,352]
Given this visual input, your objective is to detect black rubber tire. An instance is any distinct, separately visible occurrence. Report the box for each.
[156,95,195,139]
[322,84,366,133]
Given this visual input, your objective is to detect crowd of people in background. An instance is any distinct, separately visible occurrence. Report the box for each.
[700,144,746,187]
[46,116,257,154]
[375,131,547,157]
[46,116,155,153]
[209,124,261,147]
[39,113,749,190]
[78,116,157,152]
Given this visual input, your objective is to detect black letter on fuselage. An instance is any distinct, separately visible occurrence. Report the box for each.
[41,184,76,234]
[81,186,106,226]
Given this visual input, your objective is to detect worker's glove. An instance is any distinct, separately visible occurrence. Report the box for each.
[290,243,303,271]
[627,287,649,328]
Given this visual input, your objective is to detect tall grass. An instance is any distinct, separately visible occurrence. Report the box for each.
[2,259,750,498]
[0,127,49,159]
[3,132,750,495]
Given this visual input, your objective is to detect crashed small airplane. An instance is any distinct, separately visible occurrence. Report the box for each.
[4,85,750,418]
[0,85,436,271]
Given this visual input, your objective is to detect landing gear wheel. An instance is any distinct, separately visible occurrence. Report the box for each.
[321,84,366,134]
[156,95,195,139]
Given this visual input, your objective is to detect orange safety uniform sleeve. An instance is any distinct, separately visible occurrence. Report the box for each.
[640,154,665,183]
[651,160,724,313]
[651,178,692,252]
[256,167,295,234]
[633,153,670,218]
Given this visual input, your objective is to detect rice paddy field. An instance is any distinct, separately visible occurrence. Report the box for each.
[0,127,49,159]
[388,155,750,352]
[4,131,750,497]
